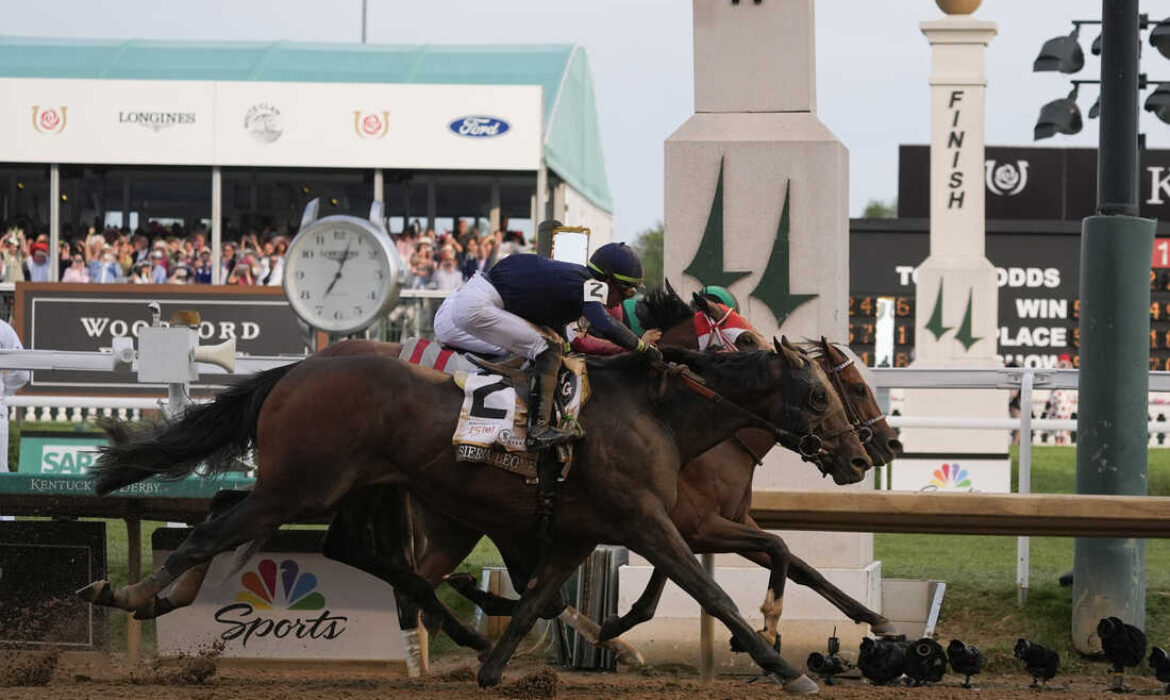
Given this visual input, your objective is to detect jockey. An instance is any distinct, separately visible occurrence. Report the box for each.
[434,239,659,451]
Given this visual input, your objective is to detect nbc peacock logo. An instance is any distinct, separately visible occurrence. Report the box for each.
[924,463,973,491]
[214,558,346,646]
[237,558,325,611]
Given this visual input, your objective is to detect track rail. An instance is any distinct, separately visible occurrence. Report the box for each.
[750,490,1170,538]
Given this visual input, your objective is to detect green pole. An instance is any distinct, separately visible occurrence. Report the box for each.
[1071,215,1153,652]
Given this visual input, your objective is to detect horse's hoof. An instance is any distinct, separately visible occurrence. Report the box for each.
[132,599,158,620]
[477,664,503,688]
[76,580,117,607]
[610,641,645,666]
[781,674,820,695]
[869,618,898,636]
[445,572,477,592]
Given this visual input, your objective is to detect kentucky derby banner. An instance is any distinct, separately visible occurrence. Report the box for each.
[153,528,405,663]
[0,77,540,171]
[14,283,306,395]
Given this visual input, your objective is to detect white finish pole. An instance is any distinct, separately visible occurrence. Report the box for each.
[373,168,384,203]
[1016,369,1035,606]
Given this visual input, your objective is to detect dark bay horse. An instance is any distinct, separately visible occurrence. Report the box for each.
[95,287,901,666]
[81,341,869,692]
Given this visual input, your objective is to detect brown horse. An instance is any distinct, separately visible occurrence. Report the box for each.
[105,287,900,664]
[81,340,869,692]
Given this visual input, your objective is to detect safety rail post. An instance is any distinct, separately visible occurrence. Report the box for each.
[1016,369,1035,606]
[126,516,142,664]
[699,552,715,679]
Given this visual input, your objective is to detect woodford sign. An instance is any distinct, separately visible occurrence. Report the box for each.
[15,284,306,395]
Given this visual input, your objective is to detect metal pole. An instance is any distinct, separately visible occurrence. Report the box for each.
[361,0,368,43]
[211,167,222,285]
[1016,369,1035,607]
[1073,0,1152,652]
[49,164,59,282]
[125,516,142,664]
[699,552,715,680]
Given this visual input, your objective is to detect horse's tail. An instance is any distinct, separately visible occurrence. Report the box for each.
[90,362,300,496]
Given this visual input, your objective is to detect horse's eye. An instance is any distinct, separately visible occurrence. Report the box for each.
[811,388,829,410]
[853,384,867,397]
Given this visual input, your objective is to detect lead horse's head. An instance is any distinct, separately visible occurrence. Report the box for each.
[813,337,903,467]
[766,336,870,484]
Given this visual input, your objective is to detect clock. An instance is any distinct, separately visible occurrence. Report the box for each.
[283,199,405,334]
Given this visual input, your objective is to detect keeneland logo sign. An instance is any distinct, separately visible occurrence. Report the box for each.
[353,110,389,139]
[118,110,196,132]
[31,106,67,134]
[985,159,1030,197]
[215,558,347,648]
[244,103,283,144]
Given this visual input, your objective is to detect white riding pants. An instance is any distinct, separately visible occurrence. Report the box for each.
[433,273,550,361]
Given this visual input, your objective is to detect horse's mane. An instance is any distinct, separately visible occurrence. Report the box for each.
[636,286,693,331]
[796,339,849,359]
[584,346,774,388]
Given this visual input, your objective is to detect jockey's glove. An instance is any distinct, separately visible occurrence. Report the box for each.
[637,339,663,364]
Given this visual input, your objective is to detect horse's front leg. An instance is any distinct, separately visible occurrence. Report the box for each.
[624,505,816,694]
[688,515,790,649]
[476,542,595,688]
[739,515,894,635]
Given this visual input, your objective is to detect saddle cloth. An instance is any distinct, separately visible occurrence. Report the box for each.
[398,337,589,480]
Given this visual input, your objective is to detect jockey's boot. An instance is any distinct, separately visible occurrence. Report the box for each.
[525,344,577,451]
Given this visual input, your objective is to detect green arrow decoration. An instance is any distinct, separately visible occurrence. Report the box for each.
[954,287,981,350]
[682,157,751,289]
[749,180,817,328]
[924,283,951,340]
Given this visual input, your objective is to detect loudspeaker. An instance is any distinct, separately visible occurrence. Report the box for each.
[193,337,236,373]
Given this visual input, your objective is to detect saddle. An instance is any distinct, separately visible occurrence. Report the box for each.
[397,337,589,481]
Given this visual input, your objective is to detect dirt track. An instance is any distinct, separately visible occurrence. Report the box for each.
[3,651,1169,700]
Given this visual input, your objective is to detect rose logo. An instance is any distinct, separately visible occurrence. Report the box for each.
[353,110,390,139]
[984,159,1029,196]
[31,105,67,135]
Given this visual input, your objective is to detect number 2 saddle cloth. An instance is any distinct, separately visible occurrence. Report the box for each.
[398,337,590,481]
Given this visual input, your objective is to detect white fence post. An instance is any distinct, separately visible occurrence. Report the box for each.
[1017,369,1036,607]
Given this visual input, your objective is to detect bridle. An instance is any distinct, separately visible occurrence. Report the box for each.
[823,354,887,448]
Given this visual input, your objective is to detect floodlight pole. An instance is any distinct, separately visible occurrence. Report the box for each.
[1072,0,1153,653]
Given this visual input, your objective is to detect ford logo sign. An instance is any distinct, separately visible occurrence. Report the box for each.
[449,116,510,138]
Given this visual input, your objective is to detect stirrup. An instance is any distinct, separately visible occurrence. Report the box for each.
[526,425,577,451]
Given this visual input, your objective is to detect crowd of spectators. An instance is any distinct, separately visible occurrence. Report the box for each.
[0,217,527,289]
[0,223,289,286]
[396,218,526,292]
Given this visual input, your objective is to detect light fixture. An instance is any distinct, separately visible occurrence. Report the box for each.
[1145,83,1170,124]
[1089,96,1101,119]
[1034,86,1083,140]
[1151,19,1170,59]
[1034,27,1085,73]
[1092,33,1102,56]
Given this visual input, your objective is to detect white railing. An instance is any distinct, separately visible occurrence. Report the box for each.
[869,366,1170,605]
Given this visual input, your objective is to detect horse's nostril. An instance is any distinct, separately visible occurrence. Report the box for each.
[888,439,904,456]
[851,457,869,471]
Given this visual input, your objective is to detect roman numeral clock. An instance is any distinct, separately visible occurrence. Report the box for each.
[283,199,406,336]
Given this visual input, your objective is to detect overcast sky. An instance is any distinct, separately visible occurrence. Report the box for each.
[2,0,1156,240]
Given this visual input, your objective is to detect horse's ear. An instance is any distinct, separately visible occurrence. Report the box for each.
[665,278,678,299]
[692,291,709,312]
[820,335,833,354]
[775,335,804,367]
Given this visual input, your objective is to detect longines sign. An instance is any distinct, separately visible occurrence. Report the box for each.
[899,144,1170,221]
[15,284,306,395]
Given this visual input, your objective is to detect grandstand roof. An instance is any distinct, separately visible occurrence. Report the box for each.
[0,37,611,211]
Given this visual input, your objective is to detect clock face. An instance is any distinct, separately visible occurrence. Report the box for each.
[283,218,399,334]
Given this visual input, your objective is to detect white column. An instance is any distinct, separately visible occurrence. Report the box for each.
[373,168,384,203]
[489,179,501,233]
[900,9,1007,477]
[49,164,60,281]
[211,167,223,285]
[535,163,548,225]
[656,0,876,668]
[425,178,436,232]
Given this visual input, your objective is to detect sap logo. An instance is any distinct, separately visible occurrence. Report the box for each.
[448,116,510,138]
[41,445,100,475]
[995,267,1060,289]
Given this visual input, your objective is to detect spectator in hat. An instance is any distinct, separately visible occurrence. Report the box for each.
[194,249,214,284]
[149,249,168,283]
[0,231,25,283]
[88,244,122,283]
[24,242,51,282]
[131,261,154,284]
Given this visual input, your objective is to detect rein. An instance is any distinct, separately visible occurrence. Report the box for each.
[651,361,826,463]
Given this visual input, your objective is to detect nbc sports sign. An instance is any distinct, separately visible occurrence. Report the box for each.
[153,529,405,663]
[889,457,1011,494]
